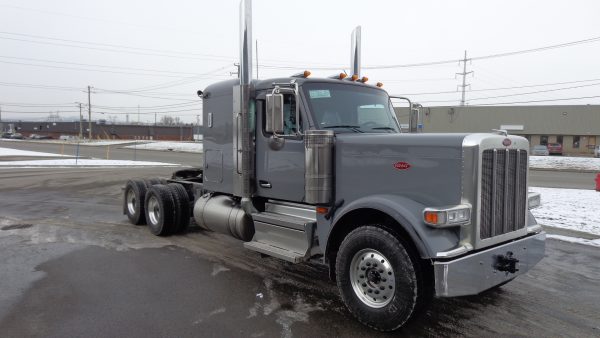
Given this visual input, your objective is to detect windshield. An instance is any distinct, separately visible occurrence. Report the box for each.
[302,82,401,133]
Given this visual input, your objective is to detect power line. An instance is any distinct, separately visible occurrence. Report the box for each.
[0,59,230,78]
[467,82,600,102]
[0,4,202,35]
[0,31,233,59]
[395,78,600,95]
[0,55,207,76]
[364,35,600,70]
[419,82,600,103]
[467,95,600,106]
[0,35,235,63]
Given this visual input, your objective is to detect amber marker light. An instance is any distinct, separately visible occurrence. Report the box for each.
[376,82,384,87]
[303,70,312,78]
[351,74,359,81]
[361,76,368,83]
[316,206,329,215]
[424,211,439,225]
[339,73,347,80]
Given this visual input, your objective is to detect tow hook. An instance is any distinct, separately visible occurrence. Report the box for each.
[494,251,520,273]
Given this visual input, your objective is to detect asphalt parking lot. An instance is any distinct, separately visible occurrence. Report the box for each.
[0,166,599,337]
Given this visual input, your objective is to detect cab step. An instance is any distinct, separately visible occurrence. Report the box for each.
[243,201,316,263]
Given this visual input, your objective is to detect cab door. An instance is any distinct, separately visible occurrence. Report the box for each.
[255,93,305,202]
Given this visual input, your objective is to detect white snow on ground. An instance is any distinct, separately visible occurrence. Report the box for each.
[0,159,179,167]
[123,141,203,153]
[0,146,70,157]
[530,156,600,171]
[546,234,600,247]
[530,186,600,236]
[73,140,138,146]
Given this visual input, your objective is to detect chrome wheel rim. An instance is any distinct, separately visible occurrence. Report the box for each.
[147,195,160,225]
[350,249,395,308]
[126,189,136,215]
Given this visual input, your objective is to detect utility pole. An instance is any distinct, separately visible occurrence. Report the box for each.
[87,85,92,139]
[255,40,259,79]
[456,50,473,106]
[196,114,200,141]
[76,102,83,139]
[138,104,140,124]
[230,63,240,77]
[154,112,157,126]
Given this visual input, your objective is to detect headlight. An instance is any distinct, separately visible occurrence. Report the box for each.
[423,204,471,228]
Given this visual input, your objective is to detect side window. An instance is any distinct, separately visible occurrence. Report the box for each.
[282,94,301,134]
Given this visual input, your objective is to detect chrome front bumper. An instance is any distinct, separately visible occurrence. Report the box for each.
[434,232,545,297]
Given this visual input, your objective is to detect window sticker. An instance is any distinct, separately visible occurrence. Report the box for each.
[309,89,331,99]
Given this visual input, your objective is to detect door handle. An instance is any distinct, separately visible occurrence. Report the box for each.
[259,180,272,188]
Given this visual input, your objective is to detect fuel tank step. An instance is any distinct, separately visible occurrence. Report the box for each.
[244,201,316,263]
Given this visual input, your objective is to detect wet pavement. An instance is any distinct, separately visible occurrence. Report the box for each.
[0,167,599,337]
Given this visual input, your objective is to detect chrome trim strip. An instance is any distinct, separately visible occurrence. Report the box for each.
[491,149,497,237]
[435,244,473,258]
[503,149,509,234]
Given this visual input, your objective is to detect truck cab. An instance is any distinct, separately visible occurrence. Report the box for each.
[122,0,545,331]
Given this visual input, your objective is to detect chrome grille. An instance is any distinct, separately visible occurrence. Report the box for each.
[480,149,528,239]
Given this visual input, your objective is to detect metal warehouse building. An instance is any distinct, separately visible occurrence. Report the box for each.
[2,121,198,141]
[396,105,600,155]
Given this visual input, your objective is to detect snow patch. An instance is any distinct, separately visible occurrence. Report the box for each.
[547,234,600,247]
[123,141,203,153]
[0,158,179,167]
[530,187,600,236]
[0,146,70,158]
[211,263,230,276]
[530,156,600,171]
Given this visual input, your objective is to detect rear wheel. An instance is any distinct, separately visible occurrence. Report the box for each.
[167,183,191,234]
[335,226,422,332]
[123,179,147,225]
[144,184,176,236]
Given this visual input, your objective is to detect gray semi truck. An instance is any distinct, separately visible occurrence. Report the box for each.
[123,0,545,331]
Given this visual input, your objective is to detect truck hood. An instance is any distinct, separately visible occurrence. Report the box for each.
[334,133,469,207]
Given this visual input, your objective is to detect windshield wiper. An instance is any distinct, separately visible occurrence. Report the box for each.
[371,126,397,133]
[323,125,364,133]
[371,126,396,130]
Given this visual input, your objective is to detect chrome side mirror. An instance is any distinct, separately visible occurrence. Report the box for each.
[266,92,284,134]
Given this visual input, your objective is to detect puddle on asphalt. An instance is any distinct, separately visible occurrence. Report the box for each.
[1,223,33,230]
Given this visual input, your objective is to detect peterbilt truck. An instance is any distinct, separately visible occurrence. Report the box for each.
[122,0,545,331]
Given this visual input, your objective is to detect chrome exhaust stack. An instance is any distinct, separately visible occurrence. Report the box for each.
[350,26,361,78]
[233,0,255,204]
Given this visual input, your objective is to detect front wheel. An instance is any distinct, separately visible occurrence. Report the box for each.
[335,226,422,332]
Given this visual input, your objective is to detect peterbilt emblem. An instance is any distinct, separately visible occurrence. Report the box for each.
[393,162,411,170]
[502,138,512,147]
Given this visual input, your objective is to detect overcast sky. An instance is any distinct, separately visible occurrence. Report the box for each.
[1,0,599,123]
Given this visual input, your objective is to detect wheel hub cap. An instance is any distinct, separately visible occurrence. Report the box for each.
[126,190,136,215]
[147,196,160,225]
[350,249,395,308]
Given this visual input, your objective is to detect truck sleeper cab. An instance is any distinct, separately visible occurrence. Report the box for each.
[123,75,545,332]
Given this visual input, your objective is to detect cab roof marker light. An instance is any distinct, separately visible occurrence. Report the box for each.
[360,76,368,83]
[327,72,347,80]
[291,70,311,78]
[351,74,359,81]
[376,82,384,87]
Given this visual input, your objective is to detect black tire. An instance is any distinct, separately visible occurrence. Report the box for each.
[144,177,167,186]
[335,226,422,332]
[123,179,147,225]
[144,184,176,236]
[167,183,191,234]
